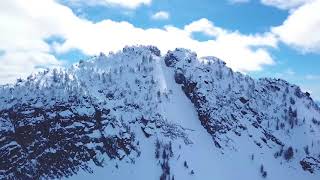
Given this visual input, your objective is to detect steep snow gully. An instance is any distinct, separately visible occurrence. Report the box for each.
[0,45,319,180]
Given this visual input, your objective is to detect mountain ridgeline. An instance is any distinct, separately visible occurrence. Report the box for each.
[0,46,319,180]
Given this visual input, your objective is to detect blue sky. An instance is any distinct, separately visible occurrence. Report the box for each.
[65,0,288,32]
[0,0,319,100]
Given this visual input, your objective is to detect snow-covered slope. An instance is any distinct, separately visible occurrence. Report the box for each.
[0,45,319,180]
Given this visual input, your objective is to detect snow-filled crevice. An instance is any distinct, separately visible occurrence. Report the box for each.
[0,46,320,179]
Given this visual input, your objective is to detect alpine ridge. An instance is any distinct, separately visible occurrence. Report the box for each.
[0,45,319,180]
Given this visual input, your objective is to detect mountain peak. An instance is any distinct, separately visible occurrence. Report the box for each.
[0,45,319,180]
[122,45,161,56]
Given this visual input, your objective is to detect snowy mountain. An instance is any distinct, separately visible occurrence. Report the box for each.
[0,45,319,180]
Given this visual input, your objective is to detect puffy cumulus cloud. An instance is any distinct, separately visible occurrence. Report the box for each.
[183,19,277,71]
[64,0,152,9]
[0,0,278,85]
[0,0,66,84]
[0,52,61,84]
[184,18,225,37]
[271,0,320,53]
[260,0,315,10]
[231,0,320,54]
[54,18,277,72]
[151,11,170,20]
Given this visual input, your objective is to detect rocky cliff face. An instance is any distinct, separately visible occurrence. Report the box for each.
[0,46,319,180]
[165,48,320,173]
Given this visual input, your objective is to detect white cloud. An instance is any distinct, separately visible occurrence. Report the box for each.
[0,0,65,84]
[54,17,277,72]
[228,0,314,10]
[229,0,320,54]
[65,0,152,9]
[151,11,170,20]
[0,0,279,84]
[0,52,61,84]
[184,18,224,37]
[271,0,320,53]
[260,0,314,10]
